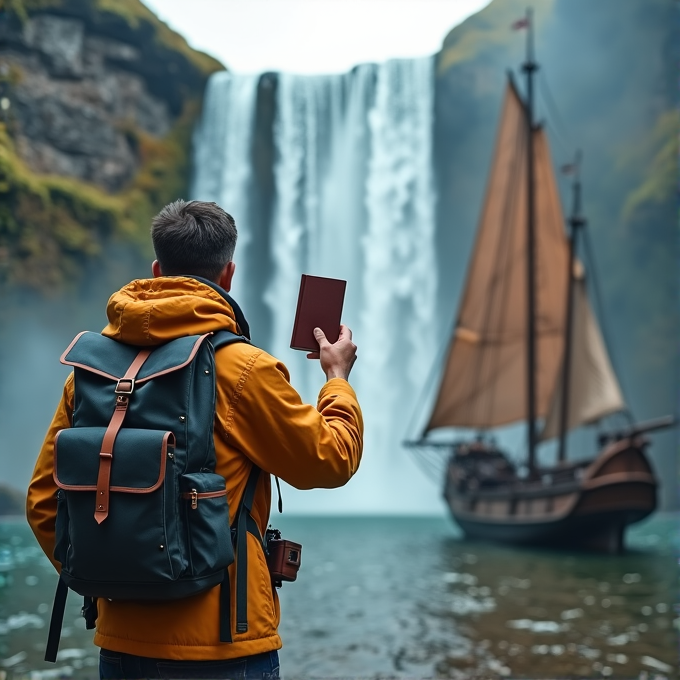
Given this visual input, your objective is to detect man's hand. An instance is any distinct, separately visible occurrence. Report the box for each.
[306,325,357,381]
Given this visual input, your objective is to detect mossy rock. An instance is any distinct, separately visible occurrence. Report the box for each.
[0,0,224,291]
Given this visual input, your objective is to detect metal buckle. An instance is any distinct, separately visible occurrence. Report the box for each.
[115,378,135,395]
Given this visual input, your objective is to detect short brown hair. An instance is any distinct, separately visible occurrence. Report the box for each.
[151,200,237,281]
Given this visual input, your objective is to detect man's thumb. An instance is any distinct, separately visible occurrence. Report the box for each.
[314,327,328,344]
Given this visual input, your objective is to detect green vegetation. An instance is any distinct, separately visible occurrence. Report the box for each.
[0,102,200,288]
[617,110,678,383]
[0,122,121,288]
[0,0,29,22]
[622,111,678,222]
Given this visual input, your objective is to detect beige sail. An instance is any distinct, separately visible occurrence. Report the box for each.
[540,266,625,440]
[425,80,569,432]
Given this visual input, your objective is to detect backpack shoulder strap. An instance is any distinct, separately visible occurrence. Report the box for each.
[209,329,256,642]
[219,464,262,642]
[234,465,261,634]
[210,330,250,352]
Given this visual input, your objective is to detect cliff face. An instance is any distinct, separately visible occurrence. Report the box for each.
[5,13,173,191]
[0,0,223,289]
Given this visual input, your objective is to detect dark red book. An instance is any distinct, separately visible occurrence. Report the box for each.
[290,275,346,352]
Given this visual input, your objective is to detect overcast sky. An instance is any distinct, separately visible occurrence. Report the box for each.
[142,0,492,74]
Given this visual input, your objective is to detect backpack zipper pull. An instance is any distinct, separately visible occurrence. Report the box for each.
[190,489,198,510]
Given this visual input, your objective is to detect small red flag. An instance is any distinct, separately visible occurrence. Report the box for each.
[511,18,530,30]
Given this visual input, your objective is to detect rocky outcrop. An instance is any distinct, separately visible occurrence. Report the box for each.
[5,13,171,191]
[0,0,223,289]
[0,484,24,516]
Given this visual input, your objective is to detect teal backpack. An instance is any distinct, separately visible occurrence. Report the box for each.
[45,328,263,662]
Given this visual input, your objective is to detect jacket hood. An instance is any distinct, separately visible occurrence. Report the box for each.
[102,277,242,345]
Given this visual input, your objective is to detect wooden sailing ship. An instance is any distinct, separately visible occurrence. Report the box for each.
[408,12,673,553]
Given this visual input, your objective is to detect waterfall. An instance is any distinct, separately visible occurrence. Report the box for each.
[192,58,441,514]
[265,67,375,398]
[361,59,438,504]
[192,72,259,314]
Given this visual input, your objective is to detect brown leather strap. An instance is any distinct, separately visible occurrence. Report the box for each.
[94,348,152,524]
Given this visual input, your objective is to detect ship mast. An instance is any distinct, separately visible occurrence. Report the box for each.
[522,8,538,473]
[558,152,585,461]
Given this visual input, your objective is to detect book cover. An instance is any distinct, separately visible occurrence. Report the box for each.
[290,275,347,352]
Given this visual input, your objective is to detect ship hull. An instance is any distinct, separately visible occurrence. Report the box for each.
[452,509,648,553]
[444,437,656,553]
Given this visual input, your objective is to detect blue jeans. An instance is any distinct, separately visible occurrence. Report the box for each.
[99,649,280,680]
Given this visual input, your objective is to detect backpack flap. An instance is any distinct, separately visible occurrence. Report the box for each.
[54,427,174,492]
[61,331,211,384]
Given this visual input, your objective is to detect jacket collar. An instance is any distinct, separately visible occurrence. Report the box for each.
[181,275,251,341]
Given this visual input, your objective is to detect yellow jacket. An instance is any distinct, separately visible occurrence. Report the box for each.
[27,277,363,660]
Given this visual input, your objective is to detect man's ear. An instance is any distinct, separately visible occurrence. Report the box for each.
[217,261,236,292]
[151,260,162,278]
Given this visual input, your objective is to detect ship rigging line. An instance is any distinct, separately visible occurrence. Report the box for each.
[401,317,456,482]
[538,70,575,160]
[402,311,457,443]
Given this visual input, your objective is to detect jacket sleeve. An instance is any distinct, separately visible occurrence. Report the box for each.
[216,348,364,490]
[26,373,74,572]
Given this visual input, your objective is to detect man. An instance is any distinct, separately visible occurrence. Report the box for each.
[27,200,363,679]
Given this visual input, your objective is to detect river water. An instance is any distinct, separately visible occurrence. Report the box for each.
[0,514,677,679]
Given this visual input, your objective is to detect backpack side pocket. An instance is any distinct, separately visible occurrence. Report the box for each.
[181,472,233,578]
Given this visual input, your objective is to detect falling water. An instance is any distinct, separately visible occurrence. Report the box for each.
[360,59,438,501]
[265,67,375,397]
[191,58,441,513]
[192,72,259,315]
